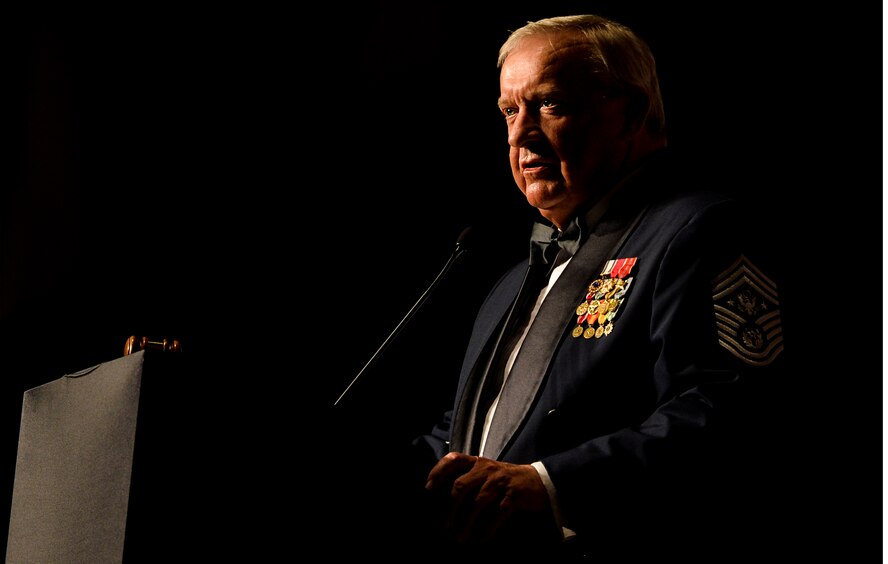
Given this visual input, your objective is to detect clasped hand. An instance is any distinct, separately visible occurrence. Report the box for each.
[424,452,555,547]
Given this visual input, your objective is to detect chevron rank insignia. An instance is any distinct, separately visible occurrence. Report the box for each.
[711,255,784,366]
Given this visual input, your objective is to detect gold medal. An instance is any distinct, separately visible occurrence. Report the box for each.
[614,278,632,299]
[587,279,602,293]
[577,266,636,343]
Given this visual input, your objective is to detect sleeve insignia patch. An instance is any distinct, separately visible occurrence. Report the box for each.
[711,255,784,366]
[571,257,637,340]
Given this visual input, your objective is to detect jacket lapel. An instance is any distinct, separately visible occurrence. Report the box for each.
[448,266,525,454]
[482,216,635,460]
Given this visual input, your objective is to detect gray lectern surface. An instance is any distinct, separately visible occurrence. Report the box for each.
[6,351,145,564]
[4,348,226,563]
[4,344,307,562]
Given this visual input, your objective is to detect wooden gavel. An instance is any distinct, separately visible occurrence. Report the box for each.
[123,335,183,356]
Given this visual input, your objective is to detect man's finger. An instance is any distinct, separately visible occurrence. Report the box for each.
[425,452,477,491]
[455,476,507,544]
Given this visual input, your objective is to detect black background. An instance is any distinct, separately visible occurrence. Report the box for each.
[0,2,881,560]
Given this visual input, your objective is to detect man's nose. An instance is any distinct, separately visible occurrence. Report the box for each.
[507,109,542,147]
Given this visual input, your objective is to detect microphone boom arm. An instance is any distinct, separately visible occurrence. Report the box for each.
[333,229,472,406]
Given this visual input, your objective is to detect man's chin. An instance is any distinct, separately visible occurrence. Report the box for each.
[523,182,564,207]
[524,197,576,229]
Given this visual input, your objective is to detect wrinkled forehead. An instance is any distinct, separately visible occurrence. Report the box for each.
[501,32,607,88]
[504,30,595,64]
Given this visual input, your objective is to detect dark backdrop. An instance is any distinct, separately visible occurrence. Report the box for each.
[0,2,881,560]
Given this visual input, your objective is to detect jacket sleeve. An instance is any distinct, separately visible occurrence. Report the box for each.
[540,198,783,542]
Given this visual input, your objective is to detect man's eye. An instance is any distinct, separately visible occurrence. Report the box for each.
[502,107,517,117]
[541,99,556,108]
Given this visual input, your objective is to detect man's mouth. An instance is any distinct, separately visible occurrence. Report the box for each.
[521,159,556,176]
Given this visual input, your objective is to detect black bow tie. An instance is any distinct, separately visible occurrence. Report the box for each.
[529,216,585,266]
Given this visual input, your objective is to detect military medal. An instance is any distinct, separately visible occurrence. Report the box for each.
[571,257,638,340]
[597,301,609,315]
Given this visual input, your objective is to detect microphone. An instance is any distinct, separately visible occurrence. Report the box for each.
[333,227,474,406]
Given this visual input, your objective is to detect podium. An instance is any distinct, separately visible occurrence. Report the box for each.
[6,351,145,563]
[3,345,249,563]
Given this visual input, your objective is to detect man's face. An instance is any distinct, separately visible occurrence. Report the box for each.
[498,33,631,228]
